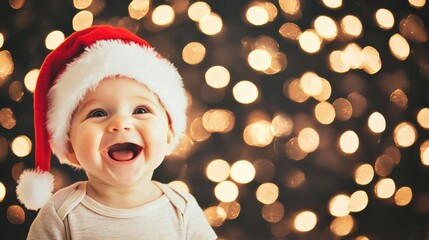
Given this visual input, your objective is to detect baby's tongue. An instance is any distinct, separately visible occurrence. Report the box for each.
[110,150,134,161]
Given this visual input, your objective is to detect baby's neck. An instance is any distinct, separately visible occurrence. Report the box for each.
[85,180,163,208]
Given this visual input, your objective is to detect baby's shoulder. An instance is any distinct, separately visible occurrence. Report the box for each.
[50,181,86,211]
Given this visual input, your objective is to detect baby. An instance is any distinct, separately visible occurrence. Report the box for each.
[16,25,217,239]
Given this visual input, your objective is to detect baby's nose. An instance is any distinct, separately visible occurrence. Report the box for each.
[108,116,131,133]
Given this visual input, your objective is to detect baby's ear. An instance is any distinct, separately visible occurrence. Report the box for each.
[65,141,81,166]
[165,128,175,155]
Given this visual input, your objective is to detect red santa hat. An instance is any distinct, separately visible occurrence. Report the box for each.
[16,25,187,210]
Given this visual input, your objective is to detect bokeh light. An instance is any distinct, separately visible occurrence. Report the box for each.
[294,211,317,232]
[230,160,255,184]
[11,135,32,157]
[233,81,259,104]
[45,30,65,50]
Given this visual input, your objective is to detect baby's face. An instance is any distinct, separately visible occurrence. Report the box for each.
[66,76,173,187]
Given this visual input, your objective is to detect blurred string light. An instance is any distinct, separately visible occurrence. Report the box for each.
[1,0,429,238]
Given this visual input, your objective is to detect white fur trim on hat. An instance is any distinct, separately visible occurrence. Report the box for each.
[16,170,54,210]
[47,40,187,167]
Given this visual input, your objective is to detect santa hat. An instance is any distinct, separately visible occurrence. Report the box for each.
[16,25,187,210]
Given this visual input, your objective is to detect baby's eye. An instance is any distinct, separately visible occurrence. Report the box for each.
[87,109,107,118]
[133,106,150,115]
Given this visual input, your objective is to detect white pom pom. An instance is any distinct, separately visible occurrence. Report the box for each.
[16,169,54,211]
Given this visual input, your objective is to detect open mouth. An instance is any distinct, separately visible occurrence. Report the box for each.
[107,143,142,161]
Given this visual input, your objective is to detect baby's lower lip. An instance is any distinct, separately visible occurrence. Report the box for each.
[102,149,142,164]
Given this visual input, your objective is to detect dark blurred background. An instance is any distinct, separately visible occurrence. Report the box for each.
[1,0,429,239]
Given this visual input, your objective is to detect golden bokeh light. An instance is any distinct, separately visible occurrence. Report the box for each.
[368,112,386,133]
[314,15,337,40]
[204,206,227,227]
[339,130,359,154]
[300,72,323,96]
[399,14,428,43]
[341,43,362,69]
[230,160,256,184]
[330,215,354,237]
[218,201,241,220]
[408,0,426,8]
[390,89,408,109]
[24,69,39,93]
[375,154,395,177]
[349,190,368,212]
[9,0,25,9]
[11,135,32,157]
[421,141,429,165]
[394,186,413,206]
[278,0,300,15]
[206,159,230,183]
[279,22,301,40]
[263,51,287,75]
[72,10,93,31]
[168,180,189,193]
[152,5,175,26]
[7,205,25,225]
[188,1,211,22]
[385,146,401,165]
[189,117,211,142]
[262,201,284,223]
[246,5,269,26]
[9,81,24,102]
[243,120,274,147]
[417,108,429,129]
[321,0,342,9]
[0,50,14,86]
[375,8,394,30]
[256,182,279,205]
[0,107,17,130]
[298,29,322,54]
[73,0,92,9]
[333,98,352,121]
[354,164,374,185]
[128,0,150,20]
[0,33,4,48]
[375,178,396,199]
[271,113,293,137]
[361,46,382,74]
[198,12,223,35]
[248,49,272,71]
[297,128,319,153]
[284,78,310,103]
[285,169,306,188]
[233,80,259,104]
[215,180,239,202]
[294,211,317,232]
[0,181,5,202]
[329,194,351,217]
[315,101,336,125]
[285,137,308,160]
[329,50,350,73]
[202,109,235,133]
[182,42,206,65]
[313,78,332,101]
[394,122,417,148]
[389,33,410,60]
[205,65,230,89]
[45,30,65,50]
[341,15,362,37]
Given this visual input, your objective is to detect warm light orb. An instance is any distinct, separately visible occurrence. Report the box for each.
[361,46,382,74]
[72,10,93,31]
[246,6,269,26]
[152,5,175,26]
[24,69,39,93]
[409,0,426,8]
[368,112,386,133]
[375,8,395,29]
[243,120,274,147]
[297,128,319,153]
[230,160,256,184]
[417,108,429,129]
[11,135,32,157]
[341,15,362,37]
[128,0,150,20]
[199,13,223,35]
[349,190,368,212]
[329,50,350,73]
[294,211,317,232]
[300,72,323,96]
[0,181,5,202]
[202,109,235,133]
[354,164,374,185]
[215,181,239,202]
[375,178,396,199]
[188,1,211,21]
[394,122,417,147]
[422,142,429,166]
[45,30,65,50]
[73,0,92,9]
[341,43,362,69]
[278,0,300,15]
[314,15,338,40]
[299,29,322,53]
[389,34,410,60]
[182,42,206,65]
[313,78,332,101]
[233,81,259,104]
[315,102,336,124]
[204,206,227,227]
[339,130,359,154]
[256,182,279,204]
[395,186,413,206]
[330,215,354,237]
[321,0,342,9]
[248,49,272,71]
[206,159,230,183]
[329,194,351,217]
[271,113,293,137]
[0,33,4,48]
[205,66,230,89]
